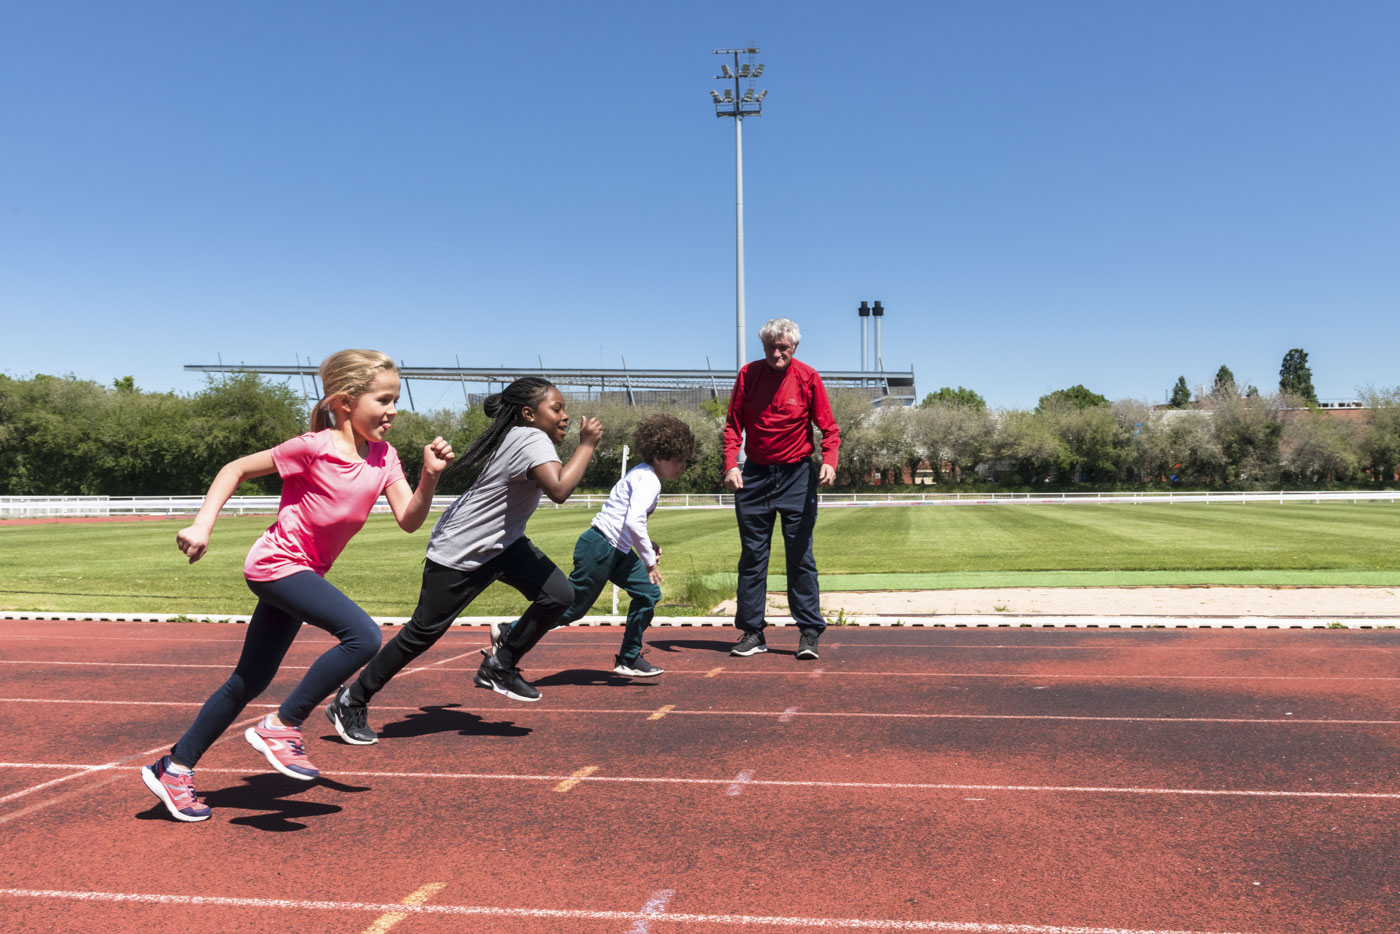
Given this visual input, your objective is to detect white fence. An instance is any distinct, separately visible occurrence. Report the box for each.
[3,489,1399,519]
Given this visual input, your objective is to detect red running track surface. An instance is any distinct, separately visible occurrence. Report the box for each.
[1,619,1398,933]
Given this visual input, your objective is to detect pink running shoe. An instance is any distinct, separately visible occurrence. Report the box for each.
[244,717,319,780]
[141,756,211,822]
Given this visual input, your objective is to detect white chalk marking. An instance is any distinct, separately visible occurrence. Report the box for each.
[725,769,756,797]
[4,763,1394,801]
[627,889,675,934]
[779,706,799,723]
[0,887,1261,933]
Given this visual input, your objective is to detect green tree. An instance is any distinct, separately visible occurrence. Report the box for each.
[1037,384,1109,412]
[919,386,986,411]
[1168,377,1191,408]
[1212,365,1237,397]
[1278,348,1318,405]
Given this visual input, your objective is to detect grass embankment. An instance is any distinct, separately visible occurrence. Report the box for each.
[1,502,1397,616]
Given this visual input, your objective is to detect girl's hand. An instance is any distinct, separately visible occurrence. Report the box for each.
[423,436,455,475]
[176,525,211,563]
[577,417,603,446]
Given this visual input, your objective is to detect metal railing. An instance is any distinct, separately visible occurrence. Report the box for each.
[4,489,1399,519]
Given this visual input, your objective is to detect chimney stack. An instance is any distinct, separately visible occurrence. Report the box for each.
[858,301,870,370]
[872,300,884,370]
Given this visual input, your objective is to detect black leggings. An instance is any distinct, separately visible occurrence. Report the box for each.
[171,571,382,767]
[350,537,572,704]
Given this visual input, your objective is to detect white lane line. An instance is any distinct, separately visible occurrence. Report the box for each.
[0,887,1261,933]
[4,633,1398,653]
[4,698,1395,726]
[626,889,675,934]
[725,769,755,796]
[403,651,479,675]
[0,712,266,816]
[4,764,1395,801]
[7,659,1396,682]
[779,706,799,723]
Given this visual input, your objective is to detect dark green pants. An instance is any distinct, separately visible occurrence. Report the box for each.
[505,527,661,662]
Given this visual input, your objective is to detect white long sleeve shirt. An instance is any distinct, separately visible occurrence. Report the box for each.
[590,463,661,567]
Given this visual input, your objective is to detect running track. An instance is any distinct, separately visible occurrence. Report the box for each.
[1,619,1397,933]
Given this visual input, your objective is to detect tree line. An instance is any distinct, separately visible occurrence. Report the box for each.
[2,369,1397,497]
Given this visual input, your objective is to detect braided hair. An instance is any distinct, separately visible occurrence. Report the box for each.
[443,376,557,488]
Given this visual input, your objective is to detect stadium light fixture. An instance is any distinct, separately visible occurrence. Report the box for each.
[711,46,766,369]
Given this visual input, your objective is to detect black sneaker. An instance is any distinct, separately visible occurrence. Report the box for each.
[613,652,664,677]
[730,630,767,657]
[796,630,821,661]
[325,685,377,745]
[473,656,541,702]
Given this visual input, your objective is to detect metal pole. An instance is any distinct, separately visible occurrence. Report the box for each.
[735,113,746,369]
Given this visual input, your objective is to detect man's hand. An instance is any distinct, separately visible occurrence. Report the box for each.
[423,436,455,475]
[817,463,836,487]
[723,467,744,491]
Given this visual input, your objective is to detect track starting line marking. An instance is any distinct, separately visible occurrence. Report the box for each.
[7,659,1399,682]
[0,887,1262,933]
[5,762,1389,801]
[4,698,1398,726]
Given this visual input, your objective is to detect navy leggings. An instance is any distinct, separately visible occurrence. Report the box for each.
[170,571,382,767]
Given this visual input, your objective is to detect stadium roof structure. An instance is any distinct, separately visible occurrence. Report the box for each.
[184,362,917,408]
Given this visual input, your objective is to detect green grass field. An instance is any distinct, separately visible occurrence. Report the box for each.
[1,502,1397,616]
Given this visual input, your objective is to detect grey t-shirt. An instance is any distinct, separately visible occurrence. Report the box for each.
[425,425,560,571]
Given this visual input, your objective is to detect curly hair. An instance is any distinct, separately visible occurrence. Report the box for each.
[633,414,695,464]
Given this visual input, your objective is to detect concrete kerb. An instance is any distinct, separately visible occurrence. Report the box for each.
[2,611,1399,630]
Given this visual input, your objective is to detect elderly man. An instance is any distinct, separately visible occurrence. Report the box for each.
[722,317,840,660]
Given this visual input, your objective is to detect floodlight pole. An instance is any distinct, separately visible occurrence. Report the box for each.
[712,48,765,370]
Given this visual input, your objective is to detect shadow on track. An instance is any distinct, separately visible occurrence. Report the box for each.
[360,704,532,741]
[136,773,368,832]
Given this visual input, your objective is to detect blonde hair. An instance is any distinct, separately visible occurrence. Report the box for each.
[310,349,398,432]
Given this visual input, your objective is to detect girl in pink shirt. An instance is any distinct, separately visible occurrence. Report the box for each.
[141,349,454,822]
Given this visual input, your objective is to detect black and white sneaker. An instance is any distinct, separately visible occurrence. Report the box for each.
[325,685,377,745]
[473,656,541,702]
[796,630,821,661]
[730,630,767,656]
[613,652,664,677]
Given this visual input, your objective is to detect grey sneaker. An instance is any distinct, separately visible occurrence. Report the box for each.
[796,630,821,661]
[473,656,541,702]
[613,652,664,677]
[730,630,767,657]
[325,685,377,745]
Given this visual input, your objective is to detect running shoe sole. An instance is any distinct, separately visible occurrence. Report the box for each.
[796,647,819,660]
[613,662,664,677]
[730,643,768,657]
[141,765,211,822]
[325,702,377,745]
[244,727,319,780]
[472,670,541,703]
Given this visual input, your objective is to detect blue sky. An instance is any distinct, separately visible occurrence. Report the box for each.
[3,1,1396,410]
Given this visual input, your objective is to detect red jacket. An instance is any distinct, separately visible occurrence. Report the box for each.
[722,358,841,473]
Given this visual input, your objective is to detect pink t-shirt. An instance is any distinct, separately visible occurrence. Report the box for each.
[243,430,406,582]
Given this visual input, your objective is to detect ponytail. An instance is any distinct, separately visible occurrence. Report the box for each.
[443,377,556,488]
[309,349,397,434]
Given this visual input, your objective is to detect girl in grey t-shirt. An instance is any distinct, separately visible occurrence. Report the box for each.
[325,377,602,745]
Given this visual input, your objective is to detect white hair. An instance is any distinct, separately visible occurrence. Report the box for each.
[759,317,801,346]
